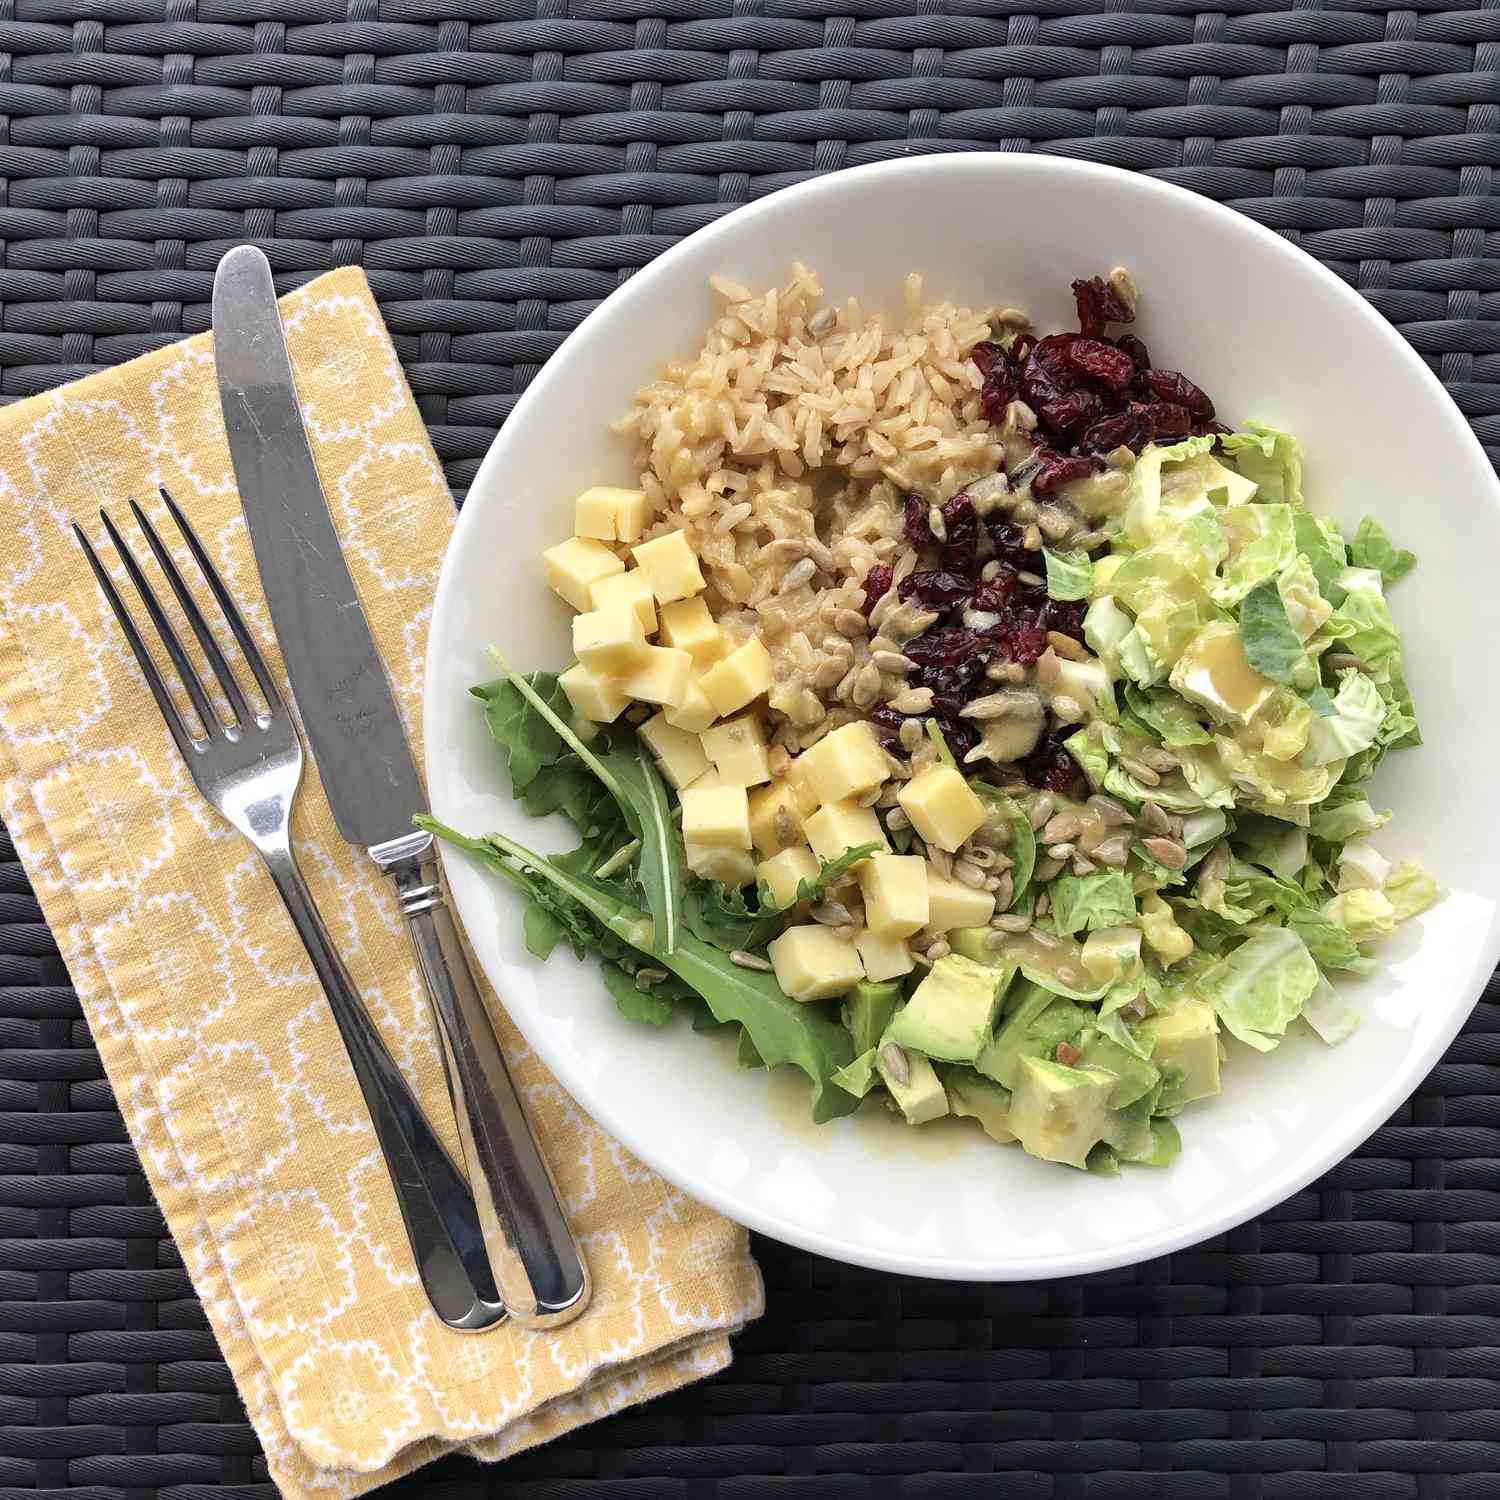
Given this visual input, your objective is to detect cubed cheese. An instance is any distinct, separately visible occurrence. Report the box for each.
[855,929,915,983]
[748,780,806,855]
[767,925,864,1001]
[784,755,822,816]
[700,637,773,717]
[680,784,751,849]
[572,603,649,673]
[757,844,819,907]
[657,597,724,664]
[857,854,930,939]
[589,569,657,634]
[574,485,650,544]
[926,870,996,932]
[686,841,755,886]
[686,767,725,790]
[622,645,693,708]
[700,712,771,788]
[663,674,718,733]
[898,764,986,853]
[638,713,709,790]
[804,800,888,863]
[543,536,624,612]
[558,662,629,724]
[798,721,888,806]
[632,529,705,603]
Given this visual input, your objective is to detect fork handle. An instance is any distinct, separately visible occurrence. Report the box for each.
[371,830,591,1329]
[259,840,506,1332]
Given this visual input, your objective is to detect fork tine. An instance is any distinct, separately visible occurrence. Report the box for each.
[74,523,201,762]
[158,486,284,715]
[128,497,253,727]
[98,507,221,740]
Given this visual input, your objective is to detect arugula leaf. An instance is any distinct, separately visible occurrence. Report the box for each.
[601,963,677,1026]
[425,818,859,1122]
[1044,548,1093,601]
[1238,580,1305,685]
[1349,517,1416,585]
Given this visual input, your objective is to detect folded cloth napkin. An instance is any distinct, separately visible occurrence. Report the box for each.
[0,267,763,1497]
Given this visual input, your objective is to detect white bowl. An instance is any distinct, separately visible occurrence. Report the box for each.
[425,154,1500,1280]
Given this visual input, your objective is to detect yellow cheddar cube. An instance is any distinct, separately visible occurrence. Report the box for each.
[680,783,751,849]
[686,767,725,790]
[700,637,773,717]
[748,780,806,856]
[574,485,650,544]
[590,569,657,634]
[805,799,888,863]
[798,721,888,807]
[632,529,705,603]
[784,755,822,816]
[855,929,915,983]
[757,844,819,906]
[767,925,865,1001]
[700,712,771,788]
[663,674,718,734]
[622,645,693,708]
[857,854,930,939]
[686,841,755,887]
[543,535,624,612]
[898,764,986,853]
[657,596,724,664]
[926,870,996,932]
[572,603,648,673]
[558,662,629,724]
[638,713,709,790]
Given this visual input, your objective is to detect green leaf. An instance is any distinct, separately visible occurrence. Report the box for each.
[973,785,1036,899]
[1043,548,1093,601]
[1322,888,1397,943]
[1299,669,1384,767]
[1218,424,1304,506]
[1292,512,1347,607]
[1329,583,1402,676]
[1304,686,1337,717]
[925,718,957,769]
[1123,684,1212,747]
[1238,580,1305,685]
[601,962,677,1025]
[1047,869,1136,938]
[1213,503,1295,607]
[1349,517,1416,585]
[1197,927,1319,1051]
[1385,859,1441,922]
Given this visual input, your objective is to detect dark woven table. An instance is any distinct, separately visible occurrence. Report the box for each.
[4,3,1500,1495]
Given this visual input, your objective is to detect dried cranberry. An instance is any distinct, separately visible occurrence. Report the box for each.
[899,569,973,613]
[1002,618,1049,667]
[970,340,1007,378]
[972,565,1018,611]
[936,715,980,761]
[940,492,978,575]
[1041,390,1107,441]
[979,364,1018,425]
[1071,276,1133,339]
[1078,409,1152,455]
[903,493,933,548]
[1028,334,1082,386]
[861,563,893,617]
[1206,419,1231,437]
[1143,368,1215,421]
[988,520,1032,573]
[870,703,906,740]
[1143,401,1192,437]
[903,626,984,669]
[1043,597,1087,638]
[1024,729,1083,793]
[1117,333,1151,372]
[1032,451,1100,499]
[1010,333,1036,365]
[1057,337,1136,393]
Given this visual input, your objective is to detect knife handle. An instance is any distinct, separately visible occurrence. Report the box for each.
[371,830,592,1329]
[258,841,506,1332]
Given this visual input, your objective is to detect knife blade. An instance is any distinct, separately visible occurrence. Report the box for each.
[213,245,590,1328]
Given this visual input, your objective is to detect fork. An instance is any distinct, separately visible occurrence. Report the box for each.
[75,489,506,1332]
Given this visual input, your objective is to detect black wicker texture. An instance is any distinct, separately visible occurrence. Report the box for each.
[3,1,1500,1495]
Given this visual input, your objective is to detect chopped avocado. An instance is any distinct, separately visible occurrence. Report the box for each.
[1007,1055,1114,1170]
[831,1047,879,1098]
[1097,1091,1154,1158]
[876,1042,948,1125]
[939,1067,1016,1144]
[975,988,1090,1089]
[1074,1030,1160,1109]
[1080,925,1143,984]
[882,954,1005,1064]
[1140,999,1221,1109]
[1121,1116,1182,1168]
[841,981,901,1055]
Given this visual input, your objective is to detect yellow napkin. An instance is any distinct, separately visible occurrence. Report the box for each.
[0,268,763,1497]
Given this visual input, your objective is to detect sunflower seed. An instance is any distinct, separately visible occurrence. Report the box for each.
[834,607,868,637]
[1047,631,1090,662]
[1028,795,1056,830]
[1119,754,1161,786]
[1034,857,1065,883]
[1029,929,1060,950]
[980,560,1003,583]
[927,844,954,879]
[851,663,883,708]
[954,859,987,888]
[927,504,948,542]
[886,805,911,829]
[1140,747,1180,774]
[984,929,1011,951]
[1041,811,1083,845]
[813,655,848,689]
[634,967,669,989]
[1141,836,1187,870]
[1087,794,1134,827]
[880,1042,910,1086]
[1022,523,1043,550]
[1047,842,1076,861]
[889,685,935,715]
[834,922,859,941]
[926,938,951,961]
[729,950,773,971]
[1109,265,1138,318]
[1326,651,1368,673]
[1051,694,1086,724]
[961,692,1021,720]
[873,649,913,675]
[1072,855,1097,875]
[991,912,1031,932]
[1018,570,1045,587]
[810,900,852,926]
[1139,800,1172,836]
[781,556,817,590]
[1093,834,1131,866]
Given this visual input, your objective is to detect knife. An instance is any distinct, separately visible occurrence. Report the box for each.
[212,245,591,1330]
